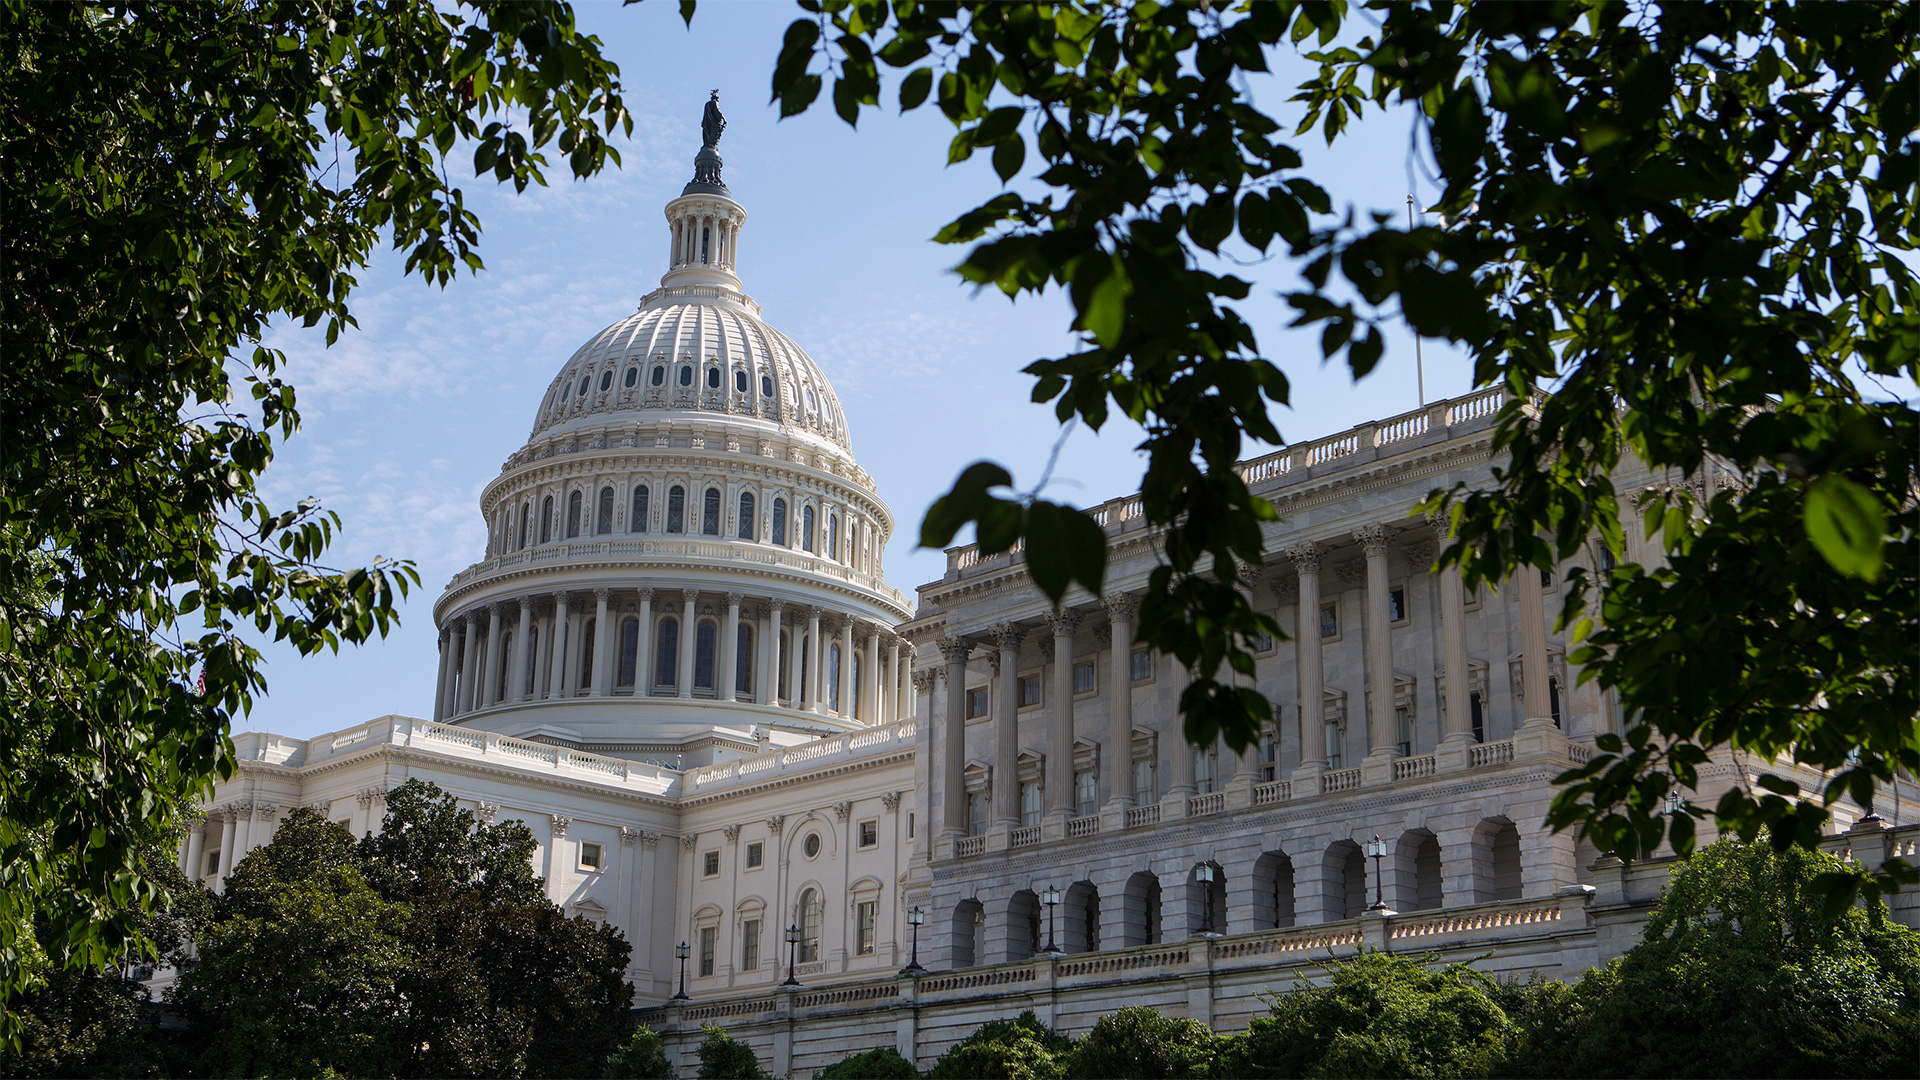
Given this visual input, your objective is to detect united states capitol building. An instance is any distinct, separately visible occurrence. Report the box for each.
[181,117,1916,1074]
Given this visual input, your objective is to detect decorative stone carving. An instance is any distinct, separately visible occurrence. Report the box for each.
[640,831,662,849]
[726,591,745,608]
[355,786,387,809]
[881,791,903,812]
[1337,560,1366,588]
[722,823,741,842]
[1237,562,1262,588]
[1044,608,1081,638]
[476,802,499,824]
[936,636,974,666]
[832,801,853,822]
[765,814,786,834]
[1282,542,1323,574]
[680,833,698,851]
[1407,540,1438,572]
[1270,575,1299,605]
[620,826,640,846]
[253,803,278,820]
[1355,524,1393,559]
[990,622,1026,653]
[912,669,939,693]
[551,815,571,838]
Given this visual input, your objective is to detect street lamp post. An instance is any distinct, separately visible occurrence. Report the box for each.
[1040,887,1062,953]
[900,906,926,974]
[672,941,691,1000]
[781,923,803,987]
[1365,835,1391,912]
[1195,864,1218,936]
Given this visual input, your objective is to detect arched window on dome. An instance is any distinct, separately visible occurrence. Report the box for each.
[678,365,693,387]
[577,618,596,693]
[523,624,539,697]
[654,617,679,691]
[700,224,710,264]
[651,365,665,387]
[798,889,822,963]
[761,374,774,398]
[828,513,840,560]
[802,505,816,553]
[734,369,748,394]
[566,490,583,538]
[701,488,721,536]
[706,366,720,389]
[737,492,755,540]
[617,617,639,689]
[694,620,717,693]
[851,651,862,719]
[735,623,754,698]
[518,501,531,551]
[596,487,615,535]
[496,631,513,702]
[827,642,841,713]
[598,369,613,393]
[666,486,685,533]
[777,630,790,701]
[540,495,554,544]
[771,499,788,546]
[577,375,591,399]
[624,366,638,389]
[630,485,650,533]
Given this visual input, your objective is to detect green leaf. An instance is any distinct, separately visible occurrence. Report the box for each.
[1803,475,1887,581]
[899,67,932,111]
[921,461,1014,549]
[1075,258,1131,348]
[992,135,1026,182]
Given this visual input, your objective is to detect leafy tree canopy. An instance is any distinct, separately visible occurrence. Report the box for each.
[718,0,1918,894]
[815,1044,923,1080]
[1064,1005,1217,1079]
[0,0,628,1036]
[926,1010,1073,1080]
[696,1025,771,1080]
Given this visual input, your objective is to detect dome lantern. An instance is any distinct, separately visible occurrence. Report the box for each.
[662,92,746,293]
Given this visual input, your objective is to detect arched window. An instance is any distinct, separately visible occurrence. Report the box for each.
[701,487,721,536]
[651,365,665,387]
[734,369,748,394]
[798,889,822,963]
[518,501,531,550]
[496,631,513,701]
[700,224,710,263]
[761,374,774,398]
[802,505,816,552]
[577,619,596,693]
[737,492,756,540]
[666,486,685,533]
[655,617,679,689]
[827,643,842,712]
[624,366,638,388]
[678,365,693,387]
[777,630,790,701]
[706,366,720,389]
[694,620,717,692]
[540,495,554,543]
[771,498,787,546]
[617,618,640,688]
[524,625,540,696]
[630,485,650,533]
[735,624,753,696]
[828,513,840,560]
[577,375,591,398]
[598,369,613,392]
[566,490,582,538]
[596,486,615,535]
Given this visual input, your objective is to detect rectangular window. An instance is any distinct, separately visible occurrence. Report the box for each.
[1132,759,1156,802]
[1470,692,1486,744]
[702,850,719,877]
[1320,601,1339,638]
[967,791,989,837]
[1072,661,1097,695]
[745,841,763,869]
[1326,721,1344,770]
[699,925,716,977]
[579,842,603,871]
[1251,628,1275,653]
[1541,568,1555,588]
[858,820,878,848]
[1074,771,1098,817]
[742,919,761,970]
[1396,705,1413,757]
[907,812,915,839]
[856,901,877,955]
[1260,733,1277,782]
[1129,649,1153,682]
[1388,586,1407,623]
[1193,747,1214,794]
[205,850,221,876]
[1019,781,1044,827]
[967,687,989,718]
[1019,674,1042,708]
[1549,678,1563,727]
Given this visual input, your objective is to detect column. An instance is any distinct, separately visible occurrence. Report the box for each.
[864,624,881,724]
[1518,559,1552,725]
[459,610,483,713]
[1105,595,1137,810]
[550,592,571,698]
[806,607,824,714]
[721,592,743,702]
[183,818,206,881]
[1435,517,1473,751]
[535,606,554,700]
[1286,542,1328,767]
[217,811,238,886]
[1046,609,1080,818]
[883,635,900,724]
[768,601,785,706]
[939,637,974,838]
[479,603,504,708]
[788,607,806,710]
[511,598,533,703]
[432,628,452,720]
[678,590,697,698]
[1358,526,1397,770]
[839,616,855,717]
[1168,666,1196,802]
[584,588,607,697]
[635,588,654,695]
[990,623,1025,829]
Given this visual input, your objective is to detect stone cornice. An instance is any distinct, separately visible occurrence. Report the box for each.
[240,742,686,811]
[436,555,912,626]
[676,748,915,809]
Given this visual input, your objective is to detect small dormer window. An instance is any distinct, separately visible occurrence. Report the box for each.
[598,370,613,392]
[651,365,665,387]
[624,366,638,388]
[706,366,720,389]
[734,369,748,394]
[678,365,693,387]
[577,376,590,397]
[761,374,774,397]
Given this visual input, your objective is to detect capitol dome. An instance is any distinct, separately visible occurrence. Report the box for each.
[427,104,913,758]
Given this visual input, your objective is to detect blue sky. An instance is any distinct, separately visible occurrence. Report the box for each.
[243,1,1476,739]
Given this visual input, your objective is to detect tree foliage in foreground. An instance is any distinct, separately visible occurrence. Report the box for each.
[0,0,628,1035]
[169,782,636,1079]
[734,0,1918,891]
